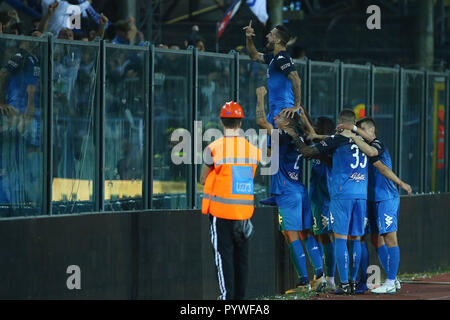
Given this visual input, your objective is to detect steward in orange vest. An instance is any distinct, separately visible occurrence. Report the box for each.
[199,101,261,300]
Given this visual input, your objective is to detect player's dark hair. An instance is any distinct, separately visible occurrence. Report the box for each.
[315,117,335,135]
[274,25,297,47]
[356,117,376,129]
[221,118,241,129]
[339,109,355,124]
[282,112,304,133]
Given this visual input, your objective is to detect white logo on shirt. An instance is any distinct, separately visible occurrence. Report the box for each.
[322,215,329,228]
[349,172,366,183]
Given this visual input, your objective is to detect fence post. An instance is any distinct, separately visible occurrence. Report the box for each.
[336,60,343,118]
[368,62,374,117]
[446,70,450,193]
[144,42,151,210]
[191,46,199,209]
[94,39,106,212]
[421,69,428,193]
[43,33,53,216]
[395,65,402,179]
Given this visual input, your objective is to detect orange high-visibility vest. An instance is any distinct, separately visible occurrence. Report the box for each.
[201,136,261,220]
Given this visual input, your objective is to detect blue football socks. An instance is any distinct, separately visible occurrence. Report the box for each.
[303,236,324,278]
[289,240,308,280]
[387,246,400,281]
[360,241,369,283]
[323,241,336,278]
[335,238,349,283]
[348,239,361,281]
[377,244,389,274]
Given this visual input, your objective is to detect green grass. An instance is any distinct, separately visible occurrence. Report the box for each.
[257,289,316,300]
[256,266,450,300]
[397,266,450,282]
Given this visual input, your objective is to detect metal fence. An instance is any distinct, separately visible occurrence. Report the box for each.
[0,33,448,218]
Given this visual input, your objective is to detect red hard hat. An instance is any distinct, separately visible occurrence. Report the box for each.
[219,101,245,119]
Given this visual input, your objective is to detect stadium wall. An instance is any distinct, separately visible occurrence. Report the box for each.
[0,194,448,299]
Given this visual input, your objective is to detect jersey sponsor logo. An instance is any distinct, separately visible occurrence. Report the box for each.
[320,140,328,147]
[7,60,18,68]
[287,171,299,180]
[280,62,291,71]
[349,172,366,183]
[33,66,40,77]
[384,213,393,229]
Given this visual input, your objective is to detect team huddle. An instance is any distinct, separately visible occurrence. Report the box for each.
[245,21,412,295]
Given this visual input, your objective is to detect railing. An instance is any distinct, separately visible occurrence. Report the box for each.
[0,33,448,218]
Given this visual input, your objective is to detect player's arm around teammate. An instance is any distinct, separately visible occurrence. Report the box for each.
[338,123,412,195]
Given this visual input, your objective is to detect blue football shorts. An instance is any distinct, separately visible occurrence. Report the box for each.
[329,199,367,236]
[367,197,400,235]
[276,191,313,232]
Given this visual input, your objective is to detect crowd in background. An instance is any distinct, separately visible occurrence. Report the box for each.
[0,0,306,214]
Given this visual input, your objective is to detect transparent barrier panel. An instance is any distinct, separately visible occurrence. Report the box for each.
[104,45,147,211]
[239,57,270,206]
[343,66,370,120]
[196,53,234,207]
[373,68,398,169]
[152,49,191,209]
[51,41,98,214]
[401,71,424,194]
[426,74,447,192]
[0,36,46,217]
[310,63,338,123]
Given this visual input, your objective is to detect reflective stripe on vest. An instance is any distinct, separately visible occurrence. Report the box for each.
[210,195,254,206]
[215,158,259,166]
[203,136,261,220]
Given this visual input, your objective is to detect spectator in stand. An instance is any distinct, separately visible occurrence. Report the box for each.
[41,0,92,36]
[195,38,206,52]
[292,46,307,60]
[169,44,180,50]
[112,17,144,46]
[0,10,23,35]
[0,30,45,206]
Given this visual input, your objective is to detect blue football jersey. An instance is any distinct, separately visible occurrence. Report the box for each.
[368,138,399,201]
[263,51,295,115]
[5,48,40,113]
[315,134,368,200]
[309,159,331,206]
[270,130,306,195]
[5,48,41,147]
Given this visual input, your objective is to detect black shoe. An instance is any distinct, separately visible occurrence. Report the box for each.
[333,282,351,295]
[349,280,357,295]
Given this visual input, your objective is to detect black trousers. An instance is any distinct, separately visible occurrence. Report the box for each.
[209,215,250,300]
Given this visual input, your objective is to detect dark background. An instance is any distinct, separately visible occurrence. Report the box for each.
[0,193,448,299]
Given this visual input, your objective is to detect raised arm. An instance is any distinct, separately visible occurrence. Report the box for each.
[96,13,109,39]
[372,160,412,196]
[243,20,265,63]
[38,1,58,33]
[255,86,274,135]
